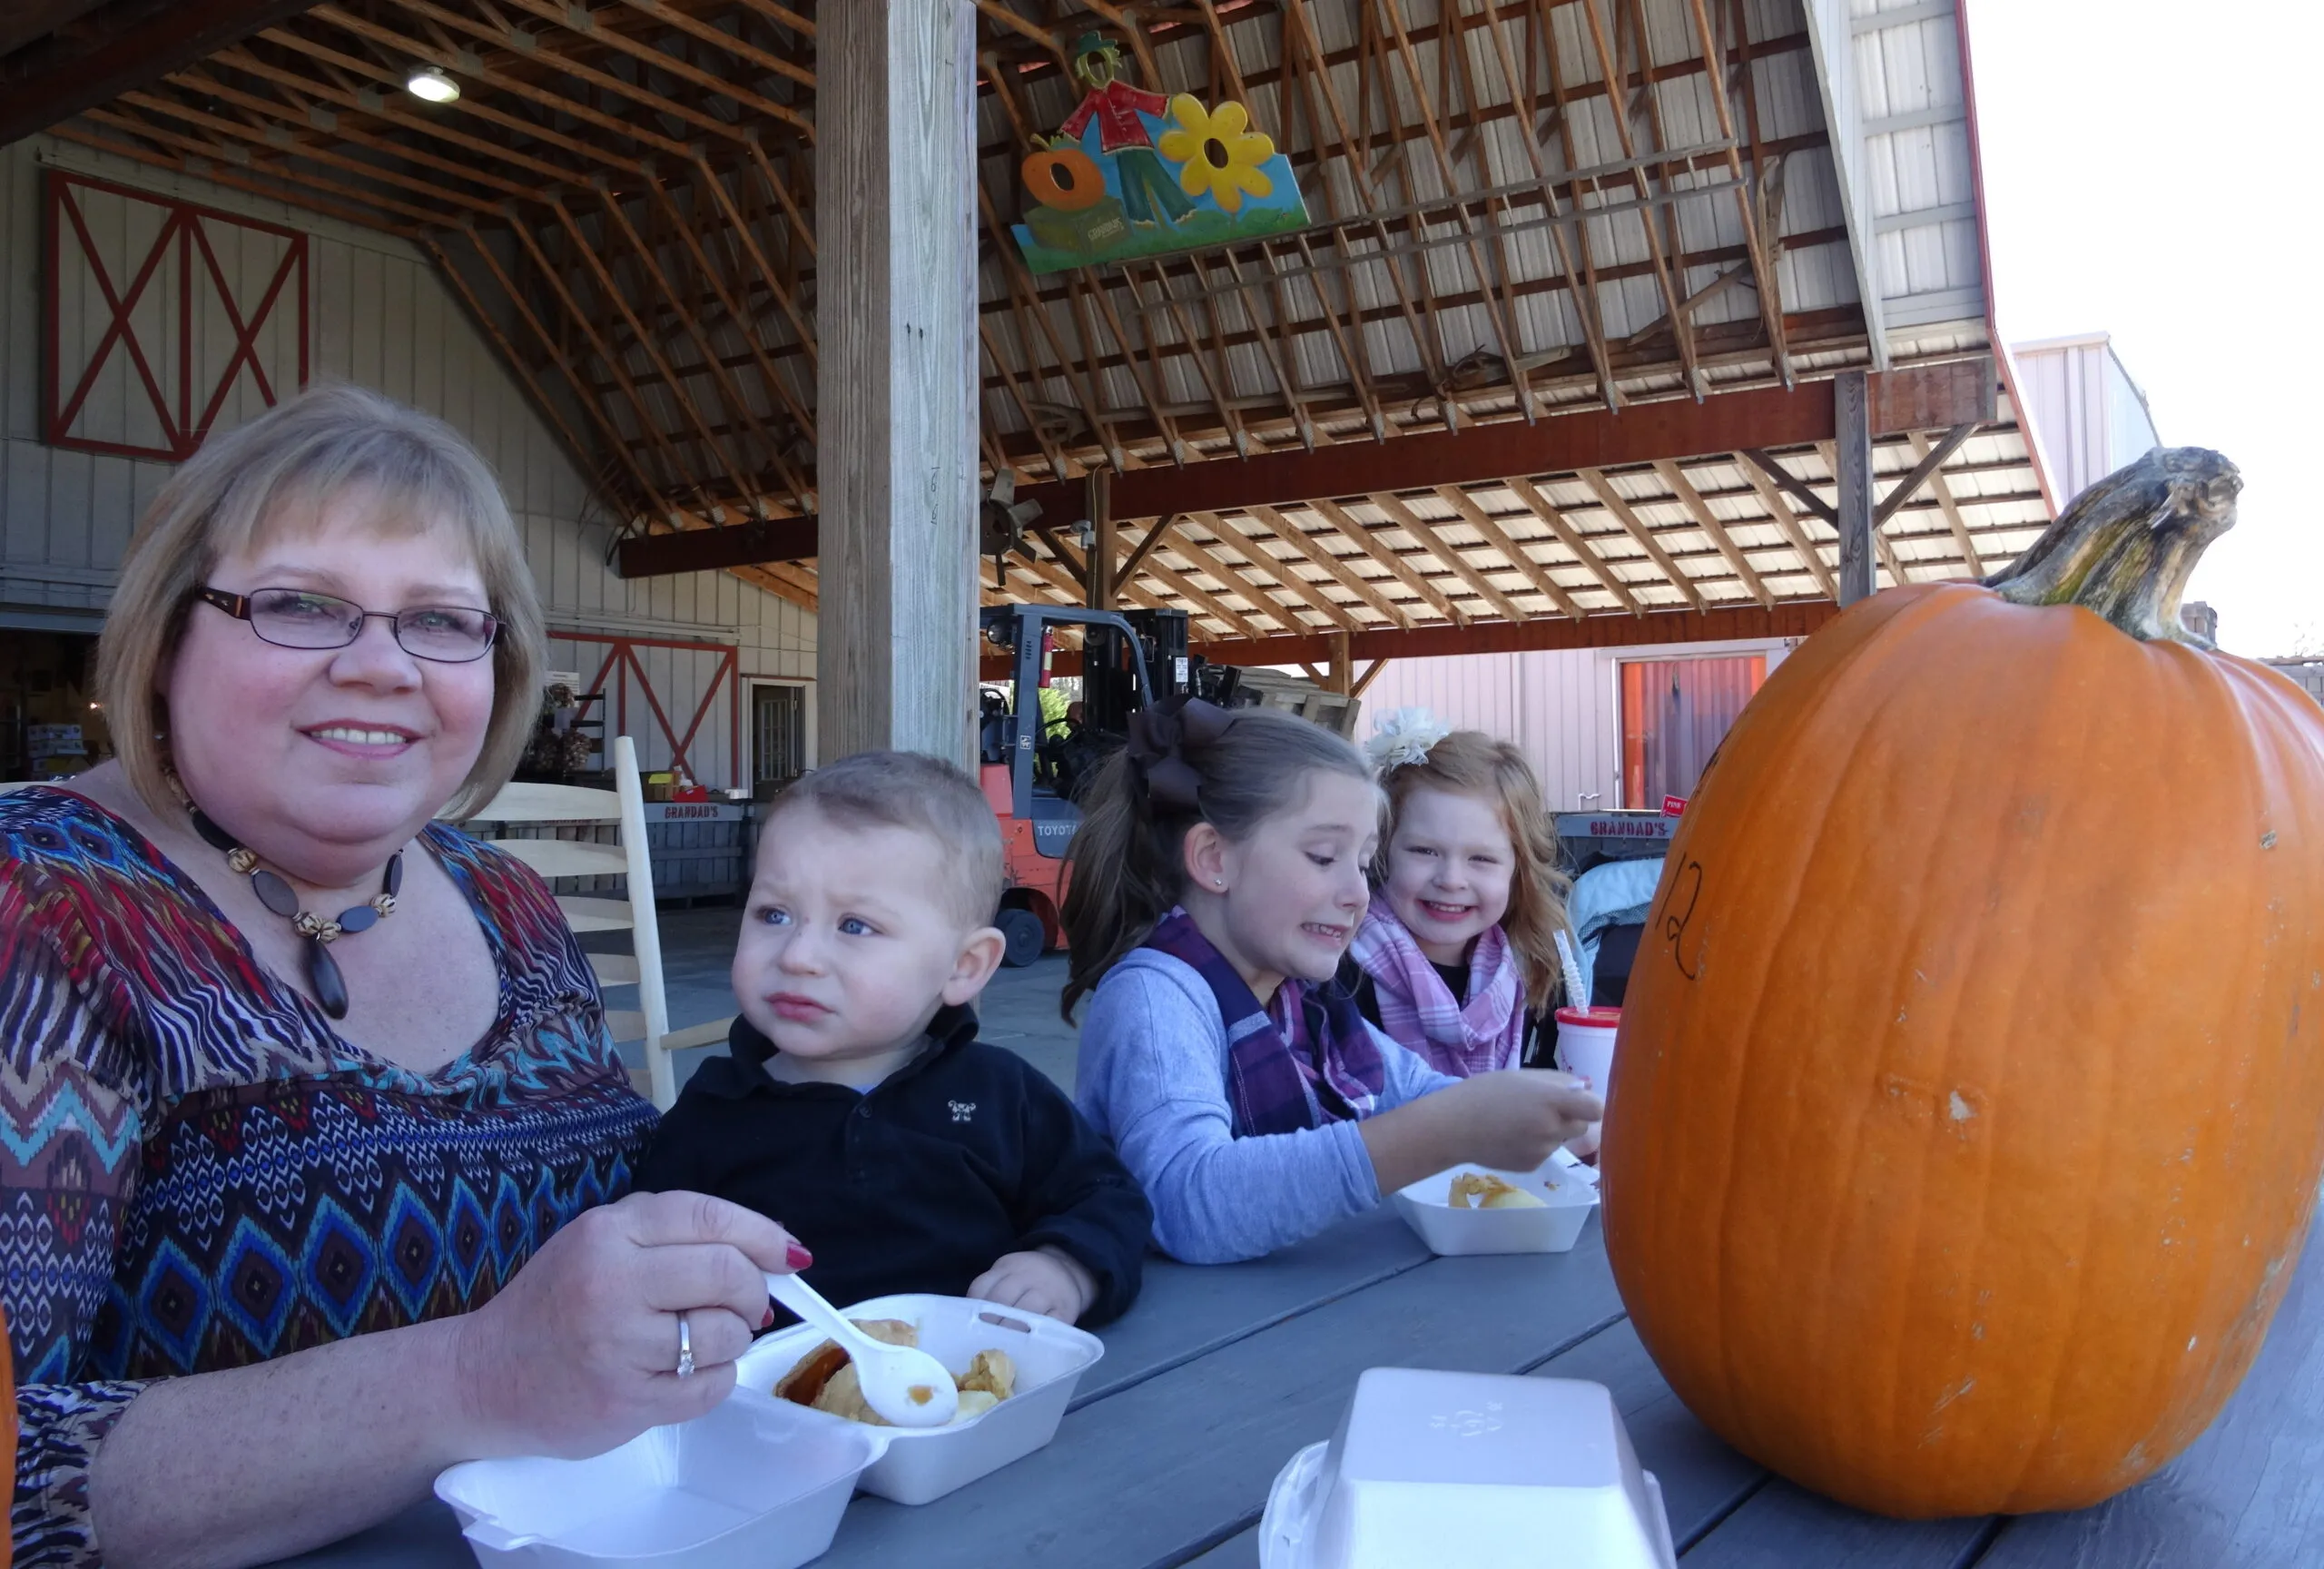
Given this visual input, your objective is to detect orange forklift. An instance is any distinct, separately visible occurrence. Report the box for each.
[977,602,1366,965]
[977,602,1197,966]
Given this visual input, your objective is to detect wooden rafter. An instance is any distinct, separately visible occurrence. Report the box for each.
[1245,503,1414,629]
[1814,439,1905,587]
[595,182,808,511]
[1167,520,1310,636]
[1909,430,1985,577]
[1502,476,1644,616]
[1368,491,1529,624]
[1578,469,1708,612]
[1311,498,1465,627]
[1733,450,1840,602]
[1191,511,1364,635]
[1652,458,1773,608]
[1432,485,1586,621]
[32,0,2047,646]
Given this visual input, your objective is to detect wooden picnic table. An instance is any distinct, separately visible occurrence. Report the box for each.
[286,1203,2324,1567]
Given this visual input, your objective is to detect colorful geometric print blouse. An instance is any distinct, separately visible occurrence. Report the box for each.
[0,788,657,1567]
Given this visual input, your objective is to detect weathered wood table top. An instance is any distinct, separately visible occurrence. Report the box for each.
[287,1205,2324,1567]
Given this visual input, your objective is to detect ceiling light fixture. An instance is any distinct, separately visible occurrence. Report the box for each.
[405,66,460,104]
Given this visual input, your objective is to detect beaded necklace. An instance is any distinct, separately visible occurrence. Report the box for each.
[177,788,403,1021]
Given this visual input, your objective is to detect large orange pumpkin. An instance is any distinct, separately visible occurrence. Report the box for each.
[1602,447,2324,1518]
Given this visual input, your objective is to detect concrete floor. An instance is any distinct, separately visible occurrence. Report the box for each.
[596,905,1084,1095]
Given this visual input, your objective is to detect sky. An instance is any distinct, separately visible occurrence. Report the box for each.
[1965,1,2323,657]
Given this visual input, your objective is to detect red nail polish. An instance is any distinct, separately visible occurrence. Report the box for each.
[785,1241,813,1270]
[761,1305,776,1329]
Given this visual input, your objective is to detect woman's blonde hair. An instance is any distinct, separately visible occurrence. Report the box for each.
[1059,706,1376,1020]
[1377,731,1571,1009]
[96,382,545,820]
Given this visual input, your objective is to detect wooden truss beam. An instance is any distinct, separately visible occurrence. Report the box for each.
[1502,477,1644,616]
[0,0,323,147]
[1652,459,1774,609]
[980,594,1851,683]
[1431,485,1586,621]
[1909,430,1985,577]
[617,514,818,578]
[1578,469,1708,614]
[1311,498,1467,627]
[1192,512,1364,636]
[1734,451,1840,601]
[1876,422,1981,528]
[1183,598,1842,669]
[1366,491,1529,624]
[1245,504,1414,629]
[980,594,1852,683]
[1008,361,1997,528]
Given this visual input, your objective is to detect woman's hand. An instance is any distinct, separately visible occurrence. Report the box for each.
[450,1189,809,1458]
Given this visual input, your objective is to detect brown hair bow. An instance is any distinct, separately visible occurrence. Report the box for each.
[1126,696,1236,813]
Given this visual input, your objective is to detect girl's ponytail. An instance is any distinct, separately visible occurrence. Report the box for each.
[1059,697,1374,1019]
[1059,744,1193,1019]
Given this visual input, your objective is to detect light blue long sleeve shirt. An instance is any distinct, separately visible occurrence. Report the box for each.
[1076,948,1458,1264]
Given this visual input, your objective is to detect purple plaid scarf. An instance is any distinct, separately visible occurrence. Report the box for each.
[1345,893,1526,1077]
[1141,906,1388,1136]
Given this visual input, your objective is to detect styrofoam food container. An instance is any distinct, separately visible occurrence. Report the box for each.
[732,1293,1104,1505]
[433,1390,881,1569]
[1258,1369,1677,1569]
[1392,1148,1600,1256]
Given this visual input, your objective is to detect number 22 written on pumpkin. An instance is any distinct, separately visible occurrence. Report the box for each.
[1657,857,1707,982]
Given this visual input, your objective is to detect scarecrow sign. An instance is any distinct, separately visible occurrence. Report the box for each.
[1010,34,1310,275]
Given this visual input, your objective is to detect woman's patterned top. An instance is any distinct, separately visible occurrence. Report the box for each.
[0,787,658,1565]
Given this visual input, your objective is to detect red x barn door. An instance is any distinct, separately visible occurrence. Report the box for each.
[43,171,309,460]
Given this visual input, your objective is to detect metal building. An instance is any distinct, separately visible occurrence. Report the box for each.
[2010,331,2162,512]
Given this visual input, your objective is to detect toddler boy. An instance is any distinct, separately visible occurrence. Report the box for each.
[637,750,1148,1325]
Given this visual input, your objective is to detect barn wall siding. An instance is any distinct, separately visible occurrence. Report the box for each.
[1355,636,1797,814]
[0,134,815,784]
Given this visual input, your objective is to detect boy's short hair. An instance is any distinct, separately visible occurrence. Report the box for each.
[762,751,1006,930]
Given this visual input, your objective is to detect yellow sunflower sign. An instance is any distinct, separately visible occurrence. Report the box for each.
[1009,35,1310,276]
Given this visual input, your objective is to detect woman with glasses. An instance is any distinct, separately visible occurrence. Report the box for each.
[0,386,807,1566]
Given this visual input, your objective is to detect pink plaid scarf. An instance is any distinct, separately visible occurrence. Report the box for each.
[1345,894,1527,1077]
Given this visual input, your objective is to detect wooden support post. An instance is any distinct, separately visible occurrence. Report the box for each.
[1327,628,1353,697]
[1087,468,1116,610]
[815,0,979,765]
[1835,369,1875,606]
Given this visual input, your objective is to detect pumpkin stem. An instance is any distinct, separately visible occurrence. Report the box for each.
[1982,447,2240,646]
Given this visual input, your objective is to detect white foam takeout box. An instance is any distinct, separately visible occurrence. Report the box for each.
[1392,1148,1601,1256]
[1258,1368,1678,1569]
[433,1391,881,1569]
[732,1292,1106,1506]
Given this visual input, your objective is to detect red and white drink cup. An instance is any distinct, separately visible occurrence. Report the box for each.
[1553,1005,1620,1158]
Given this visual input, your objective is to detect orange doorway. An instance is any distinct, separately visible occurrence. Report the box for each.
[1620,655,1767,809]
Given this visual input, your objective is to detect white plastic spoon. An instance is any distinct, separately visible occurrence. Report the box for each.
[763,1270,959,1428]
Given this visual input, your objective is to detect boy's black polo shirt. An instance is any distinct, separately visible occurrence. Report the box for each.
[635,1006,1149,1327]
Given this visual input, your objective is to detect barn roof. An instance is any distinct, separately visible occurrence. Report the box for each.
[6,0,2049,651]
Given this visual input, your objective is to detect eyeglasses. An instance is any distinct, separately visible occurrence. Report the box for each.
[196,587,500,664]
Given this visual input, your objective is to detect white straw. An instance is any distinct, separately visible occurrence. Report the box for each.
[1552,929,1591,1010]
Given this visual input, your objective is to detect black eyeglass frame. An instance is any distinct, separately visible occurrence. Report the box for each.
[195,586,502,665]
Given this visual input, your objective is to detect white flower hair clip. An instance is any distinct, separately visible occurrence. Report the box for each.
[1365,707,1452,772]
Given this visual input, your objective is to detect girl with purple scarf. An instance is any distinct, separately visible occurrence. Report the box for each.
[1340,715,1573,1077]
[1063,699,1600,1264]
